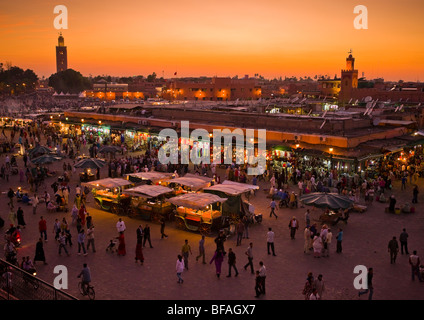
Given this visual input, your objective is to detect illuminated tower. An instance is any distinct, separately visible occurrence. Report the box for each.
[56,33,68,73]
[339,50,358,105]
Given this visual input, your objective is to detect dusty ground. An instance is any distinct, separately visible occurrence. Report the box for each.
[1,129,424,300]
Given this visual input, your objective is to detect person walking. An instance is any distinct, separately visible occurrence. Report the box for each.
[214,231,227,254]
[39,216,47,242]
[254,271,263,298]
[313,274,325,300]
[325,229,332,257]
[160,218,168,239]
[117,231,126,256]
[288,216,299,240]
[268,199,278,219]
[388,236,399,264]
[209,249,224,278]
[244,242,254,274]
[320,224,329,257]
[77,229,87,256]
[86,226,96,253]
[267,228,276,256]
[409,251,423,282]
[31,194,39,215]
[412,185,419,203]
[242,215,250,239]
[58,232,70,256]
[143,224,153,248]
[358,267,374,300]
[71,205,78,225]
[33,238,47,265]
[86,212,93,229]
[176,255,185,284]
[135,227,144,265]
[312,232,323,258]
[258,261,266,294]
[181,239,192,270]
[196,235,206,264]
[16,207,26,229]
[226,248,238,277]
[400,228,409,255]
[7,188,14,209]
[336,228,343,253]
[303,226,312,253]
[302,273,314,300]
[305,209,310,227]
[53,219,61,241]
[236,220,245,246]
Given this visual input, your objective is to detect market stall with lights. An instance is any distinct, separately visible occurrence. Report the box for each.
[168,192,229,235]
[82,178,134,215]
[122,185,174,221]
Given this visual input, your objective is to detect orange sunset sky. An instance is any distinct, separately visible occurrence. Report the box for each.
[1,0,424,81]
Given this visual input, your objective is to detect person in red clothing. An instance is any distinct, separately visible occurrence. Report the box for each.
[39,216,47,241]
[117,231,126,256]
[79,204,86,227]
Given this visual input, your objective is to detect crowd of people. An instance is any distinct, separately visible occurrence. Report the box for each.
[0,118,423,300]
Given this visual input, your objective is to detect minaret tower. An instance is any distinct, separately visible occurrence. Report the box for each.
[56,32,68,73]
[339,50,359,105]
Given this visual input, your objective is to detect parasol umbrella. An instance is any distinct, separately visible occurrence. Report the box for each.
[98,145,121,154]
[28,145,53,158]
[300,192,354,210]
[74,158,106,169]
[31,154,62,165]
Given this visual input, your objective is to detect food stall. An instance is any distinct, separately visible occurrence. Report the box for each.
[82,178,134,215]
[122,185,174,221]
[168,193,229,235]
[124,172,174,185]
[203,180,259,221]
[165,173,213,194]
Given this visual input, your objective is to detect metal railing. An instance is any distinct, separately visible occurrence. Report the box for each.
[0,259,77,300]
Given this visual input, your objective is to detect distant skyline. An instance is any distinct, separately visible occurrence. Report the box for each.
[1,0,424,81]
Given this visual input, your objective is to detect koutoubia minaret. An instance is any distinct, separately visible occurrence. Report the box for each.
[339,50,359,105]
[56,32,68,73]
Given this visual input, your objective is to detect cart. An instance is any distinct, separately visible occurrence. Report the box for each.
[164,173,213,195]
[203,180,259,222]
[168,193,229,235]
[82,178,134,215]
[122,185,174,221]
[125,172,174,186]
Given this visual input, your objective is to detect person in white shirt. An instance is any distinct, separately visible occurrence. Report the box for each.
[266,228,276,256]
[176,255,185,283]
[116,218,126,233]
